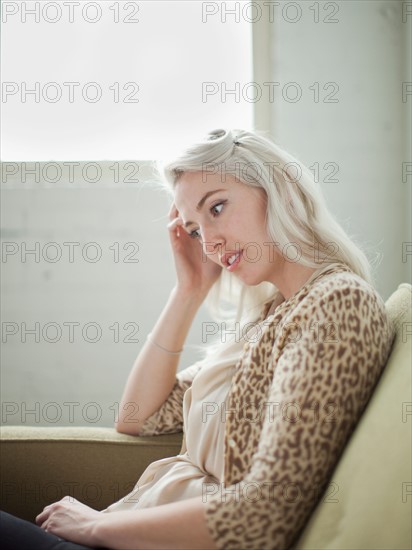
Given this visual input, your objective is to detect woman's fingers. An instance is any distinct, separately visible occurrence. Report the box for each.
[167,206,184,238]
[167,219,181,239]
[168,201,179,220]
[167,216,182,230]
[35,508,50,526]
[35,496,75,527]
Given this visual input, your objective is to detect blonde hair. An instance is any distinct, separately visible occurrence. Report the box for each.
[155,128,377,365]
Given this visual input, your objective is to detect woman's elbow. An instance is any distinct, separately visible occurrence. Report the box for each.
[115,421,141,436]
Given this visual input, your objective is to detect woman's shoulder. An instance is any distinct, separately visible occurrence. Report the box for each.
[304,263,386,312]
[288,263,395,342]
[263,262,391,330]
[256,263,394,349]
[267,264,396,369]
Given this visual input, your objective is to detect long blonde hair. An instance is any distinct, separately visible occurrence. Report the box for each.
[156,128,376,366]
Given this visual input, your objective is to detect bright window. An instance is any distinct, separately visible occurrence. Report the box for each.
[1,1,254,161]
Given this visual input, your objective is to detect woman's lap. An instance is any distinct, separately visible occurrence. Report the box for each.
[0,510,98,550]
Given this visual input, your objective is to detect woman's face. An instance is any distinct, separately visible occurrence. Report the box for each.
[173,171,285,286]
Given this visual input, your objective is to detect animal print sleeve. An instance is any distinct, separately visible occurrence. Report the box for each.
[137,361,203,436]
[202,282,396,549]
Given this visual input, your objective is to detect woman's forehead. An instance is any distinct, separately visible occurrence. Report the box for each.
[173,173,266,213]
[173,177,223,211]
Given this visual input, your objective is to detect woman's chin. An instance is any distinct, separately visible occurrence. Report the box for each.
[234,270,264,287]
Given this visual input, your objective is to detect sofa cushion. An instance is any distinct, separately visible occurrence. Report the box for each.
[0,427,183,522]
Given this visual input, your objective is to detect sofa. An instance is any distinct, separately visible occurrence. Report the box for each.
[1,283,411,549]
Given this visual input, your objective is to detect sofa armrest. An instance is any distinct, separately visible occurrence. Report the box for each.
[0,426,183,523]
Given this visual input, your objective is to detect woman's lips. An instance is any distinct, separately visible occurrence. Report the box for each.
[226,250,243,271]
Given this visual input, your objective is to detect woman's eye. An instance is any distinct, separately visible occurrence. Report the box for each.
[210,202,224,216]
[188,201,225,239]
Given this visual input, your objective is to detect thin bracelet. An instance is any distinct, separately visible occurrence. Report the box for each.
[146,333,184,355]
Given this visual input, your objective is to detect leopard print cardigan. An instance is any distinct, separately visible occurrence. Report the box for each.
[138,263,396,549]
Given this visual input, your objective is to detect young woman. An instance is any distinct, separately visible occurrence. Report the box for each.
[2,129,395,549]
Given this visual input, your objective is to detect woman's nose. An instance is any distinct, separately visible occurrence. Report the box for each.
[200,227,224,256]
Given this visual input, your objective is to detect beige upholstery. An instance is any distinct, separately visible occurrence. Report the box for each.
[0,427,183,523]
[1,284,411,549]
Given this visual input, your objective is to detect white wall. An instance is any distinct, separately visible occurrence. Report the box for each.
[1,163,214,427]
[1,0,411,427]
[266,0,411,298]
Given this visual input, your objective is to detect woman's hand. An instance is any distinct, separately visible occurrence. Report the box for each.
[35,496,102,547]
[167,202,222,297]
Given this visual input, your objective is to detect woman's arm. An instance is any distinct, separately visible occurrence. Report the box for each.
[201,282,396,550]
[116,286,205,435]
[36,495,217,550]
[117,201,221,435]
[95,497,217,549]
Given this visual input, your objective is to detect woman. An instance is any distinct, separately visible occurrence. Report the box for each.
[2,129,395,549]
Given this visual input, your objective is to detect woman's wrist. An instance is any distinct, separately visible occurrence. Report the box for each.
[147,332,184,355]
[90,514,108,548]
[171,285,208,307]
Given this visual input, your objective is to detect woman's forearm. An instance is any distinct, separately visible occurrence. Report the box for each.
[93,496,217,550]
[116,286,205,434]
